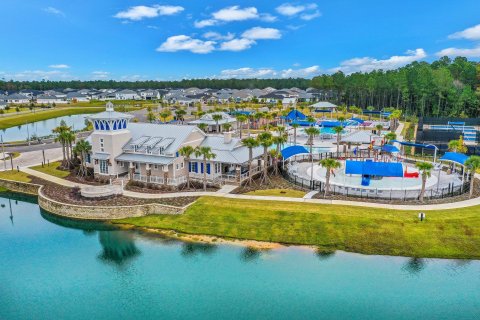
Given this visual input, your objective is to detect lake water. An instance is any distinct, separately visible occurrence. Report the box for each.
[1,193,479,320]
[0,114,88,142]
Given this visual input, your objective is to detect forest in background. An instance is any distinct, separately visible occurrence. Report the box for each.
[1,56,479,117]
[311,57,480,117]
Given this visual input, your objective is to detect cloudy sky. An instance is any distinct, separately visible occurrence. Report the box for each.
[0,0,479,81]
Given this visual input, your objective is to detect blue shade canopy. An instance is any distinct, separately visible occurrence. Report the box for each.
[350,117,365,124]
[381,144,400,153]
[440,152,469,165]
[345,160,403,177]
[290,120,315,126]
[390,140,437,150]
[320,120,343,127]
[281,145,309,159]
[285,110,306,121]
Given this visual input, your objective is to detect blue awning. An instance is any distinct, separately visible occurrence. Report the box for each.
[350,117,365,124]
[362,110,381,114]
[281,145,309,160]
[381,144,400,153]
[320,120,342,127]
[290,120,315,126]
[390,140,437,150]
[345,160,403,177]
[440,152,469,165]
[285,110,306,121]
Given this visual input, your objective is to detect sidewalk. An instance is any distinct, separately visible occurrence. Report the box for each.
[19,165,480,211]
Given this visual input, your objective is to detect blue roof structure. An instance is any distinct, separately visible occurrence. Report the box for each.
[285,110,306,121]
[350,117,365,124]
[345,160,403,177]
[320,120,343,127]
[281,145,309,160]
[381,144,400,153]
[390,140,437,150]
[290,120,315,126]
[440,152,469,165]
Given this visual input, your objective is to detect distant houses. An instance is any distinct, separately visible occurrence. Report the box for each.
[0,86,329,107]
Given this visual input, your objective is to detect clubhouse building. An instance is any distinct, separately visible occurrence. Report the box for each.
[85,103,263,186]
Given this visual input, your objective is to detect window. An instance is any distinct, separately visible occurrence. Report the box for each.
[99,160,108,174]
[181,162,184,169]
[154,164,158,170]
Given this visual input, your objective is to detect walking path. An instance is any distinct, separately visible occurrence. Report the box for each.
[17,165,480,211]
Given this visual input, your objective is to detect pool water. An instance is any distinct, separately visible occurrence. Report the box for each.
[1,193,480,320]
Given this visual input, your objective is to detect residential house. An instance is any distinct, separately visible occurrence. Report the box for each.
[6,94,30,104]
[115,89,140,100]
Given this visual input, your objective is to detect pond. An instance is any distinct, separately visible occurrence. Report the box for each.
[1,193,479,320]
[0,114,89,142]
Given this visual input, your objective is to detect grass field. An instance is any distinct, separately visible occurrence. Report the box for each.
[0,107,105,130]
[0,170,31,182]
[245,189,306,198]
[116,196,480,259]
[31,161,70,178]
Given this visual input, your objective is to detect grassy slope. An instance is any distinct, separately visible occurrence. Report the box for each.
[31,161,70,178]
[245,189,306,198]
[0,170,32,182]
[0,107,104,130]
[116,196,480,259]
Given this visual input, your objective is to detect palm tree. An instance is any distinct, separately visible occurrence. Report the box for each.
[198,123,208,132]
[269,149,281,175]
[464,155,480,198]
[175,109,186,123]
[242,137,259,185]
[375,124,384,135]
[178,145,195,189]
[333,126,343,156]
[415,161,433,202]
[389,110,402,132]
[73,139,92,177]
[320,158,341,197]
[146,109,156,123]
[212,113,223,133]
[291,123,300,145]
[235,114,247,138]
[53,122,73,168]
[194,146,216,191]
[257,132,273,184]
[223,123,232,132]
[273,126,287,155]
[384,132,397,143]
[304,127,320,160]
[448,139,467,153]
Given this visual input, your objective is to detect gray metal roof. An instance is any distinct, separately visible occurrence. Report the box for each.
[311,101,337,109]
[116,153,174,165]
[341,131,380,144]
[189,112,236,126]
[92,153,110,160]
[193,135,263,164]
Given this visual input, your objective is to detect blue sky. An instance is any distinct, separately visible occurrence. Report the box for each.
[0,0,479,81]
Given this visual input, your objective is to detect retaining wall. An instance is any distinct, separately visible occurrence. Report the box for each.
[38,188,185,220]
[0,178,41,195]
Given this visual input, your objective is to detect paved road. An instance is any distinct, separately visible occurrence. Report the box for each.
[5,142,62,153]
[0,147,63,170]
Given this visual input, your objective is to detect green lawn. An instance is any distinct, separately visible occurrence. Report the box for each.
[116,196,480,259]
[31,161,70,178]
[0,170,32,182]
[0,107,105,130]
[245,189,306,198]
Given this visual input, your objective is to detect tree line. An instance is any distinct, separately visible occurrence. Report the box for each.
[0,78,311,91]
[311,56,480,118]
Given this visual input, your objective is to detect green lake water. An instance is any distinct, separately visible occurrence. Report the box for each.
[1,193,479,319]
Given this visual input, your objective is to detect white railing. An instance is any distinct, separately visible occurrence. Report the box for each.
[133,174,186,186]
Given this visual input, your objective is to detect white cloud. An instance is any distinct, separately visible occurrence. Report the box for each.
[194,19,218,28]
[331,48,427,74]
[281,65,320,78]
[203,31,235,41]
[92,71,110,79]
[448,24,480,41]
[242,27,282,40]
[44,7,65,17]
[436,46,480,58]
[1,70,71,81]
[219,38,256,51]
[300,10,321,21]
[216,65,321,79]
[195,5,266,28]
[276,3,318,17]
[49,64,70,69]
[157,35,216,54]
[219,67,277,78]
[114,5,184,21]
[212,6,258,21]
